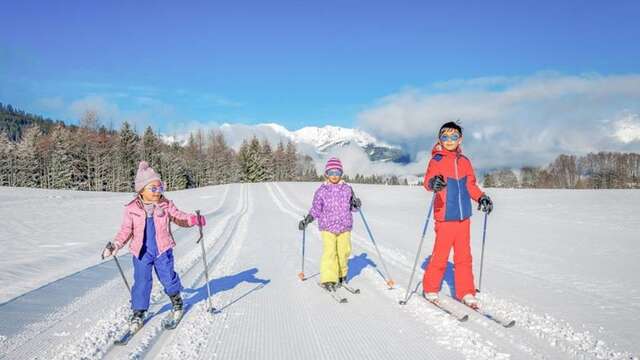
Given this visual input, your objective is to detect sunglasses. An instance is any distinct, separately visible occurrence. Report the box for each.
[146,185,164,193]
[439,134,461,142]
[326,169,343,177]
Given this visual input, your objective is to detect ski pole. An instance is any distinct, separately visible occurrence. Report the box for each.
[477,212,489,293]
[358,208,395,288]
[399,194,435,305]
[298,227,306,281]
[195,210,214,313]
[102,242,130,293]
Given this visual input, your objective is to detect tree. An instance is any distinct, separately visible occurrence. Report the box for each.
[162,143,189,190]
[140,126,162,168]
[260,139,274,182]
[0,131,15,186]
[284,141,298,180]
[273,141,287,181]
[549,154,578,188]
[206,130,236,185]
[245,137,267,182]
[80,109,99,131]
[520,166,541,188]
[116,122,140,191]
[48,126,74,189]
[15,125,42,187]
[483,173,496,187]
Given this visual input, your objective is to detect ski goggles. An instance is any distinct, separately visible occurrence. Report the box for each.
[326,169,343,177]
[146,185,165,193]
[439,133,461,142]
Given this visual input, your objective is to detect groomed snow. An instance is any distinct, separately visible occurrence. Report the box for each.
[0,183,638,360]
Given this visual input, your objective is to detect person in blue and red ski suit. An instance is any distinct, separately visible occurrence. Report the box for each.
[422,121,493,308]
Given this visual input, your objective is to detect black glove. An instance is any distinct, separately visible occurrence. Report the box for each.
[298,214,314,230]
[428,175,447,192]
[350,196,362,210]
[478,194,493,214]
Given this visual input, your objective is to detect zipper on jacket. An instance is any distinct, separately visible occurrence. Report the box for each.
[454,156,464,220]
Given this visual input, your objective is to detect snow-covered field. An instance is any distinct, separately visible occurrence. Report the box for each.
[0,183,638,359]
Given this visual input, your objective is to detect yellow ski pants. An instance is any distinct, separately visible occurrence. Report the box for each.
[320,231,352,283]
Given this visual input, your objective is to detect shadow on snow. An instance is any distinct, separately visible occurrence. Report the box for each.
[156,267,270,316]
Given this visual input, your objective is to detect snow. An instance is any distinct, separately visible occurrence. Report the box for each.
[0,183,638,359]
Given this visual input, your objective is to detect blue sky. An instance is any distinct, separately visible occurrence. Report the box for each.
[1,0,640,136]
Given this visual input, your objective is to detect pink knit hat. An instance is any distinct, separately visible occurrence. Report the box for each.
[135,161,162,193]
[325,157,343,175]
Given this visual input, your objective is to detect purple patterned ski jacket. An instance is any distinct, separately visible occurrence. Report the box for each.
[309,181,355,234]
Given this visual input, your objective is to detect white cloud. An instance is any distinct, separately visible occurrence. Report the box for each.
[66,95,176,132]
[68,95,120,123]
[612,112,640,144]
[357,73,640,169]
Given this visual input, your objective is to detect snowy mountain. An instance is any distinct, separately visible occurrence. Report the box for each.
[162,124,411,164]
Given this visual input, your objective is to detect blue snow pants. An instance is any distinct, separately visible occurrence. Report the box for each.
[131,217,182,311]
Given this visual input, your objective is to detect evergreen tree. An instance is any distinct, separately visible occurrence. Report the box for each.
[206,131,235,185]
[284,141,298,180]
[245,137,267,182]
[116,122,140,191]
[48,126,74,189]
[140,126,162,170]
[15,125,42,187]
[0,131,15,186]
[260,139,274,182]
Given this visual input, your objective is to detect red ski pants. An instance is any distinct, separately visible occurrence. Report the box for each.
[422,218,476,300]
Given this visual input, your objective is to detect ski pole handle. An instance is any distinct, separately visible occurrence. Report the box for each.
[195,210,204,244]
[101,241,116,260]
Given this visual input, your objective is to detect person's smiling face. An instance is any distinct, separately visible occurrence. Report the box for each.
[140,180,163,203]
[439,128,462,151]
[326,169,343,184]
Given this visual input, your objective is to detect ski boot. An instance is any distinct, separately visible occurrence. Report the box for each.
[336,276,347,288]
[462,294,479,309]
[162,293,184,330]
[423,292,440,303]
[129,310,146,333]
[321,282,337,292]
[169,293,184,319]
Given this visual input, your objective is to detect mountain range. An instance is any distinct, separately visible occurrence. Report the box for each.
[162,123,411,164]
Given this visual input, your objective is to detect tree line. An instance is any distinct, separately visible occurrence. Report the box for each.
[0,111,320,192]
[483,152,640,189]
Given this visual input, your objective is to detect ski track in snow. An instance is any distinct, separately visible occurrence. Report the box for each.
[268,183,518,360]
[0,183,638,360]
[272,182,639,360]
[0,184,235,360]
[100,184,248,360]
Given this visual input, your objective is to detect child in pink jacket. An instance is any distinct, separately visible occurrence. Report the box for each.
[102,161,206,330]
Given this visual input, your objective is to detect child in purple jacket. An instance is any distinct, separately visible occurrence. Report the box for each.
[298,158,362,292]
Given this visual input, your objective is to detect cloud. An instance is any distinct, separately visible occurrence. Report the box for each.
[612,112,640,144]
[66,95,176,132]
[357,72,640,169]
[317,144,429,177]
[68,95,120,122]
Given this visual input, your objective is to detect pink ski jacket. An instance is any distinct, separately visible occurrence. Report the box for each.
[113,196,193,257]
